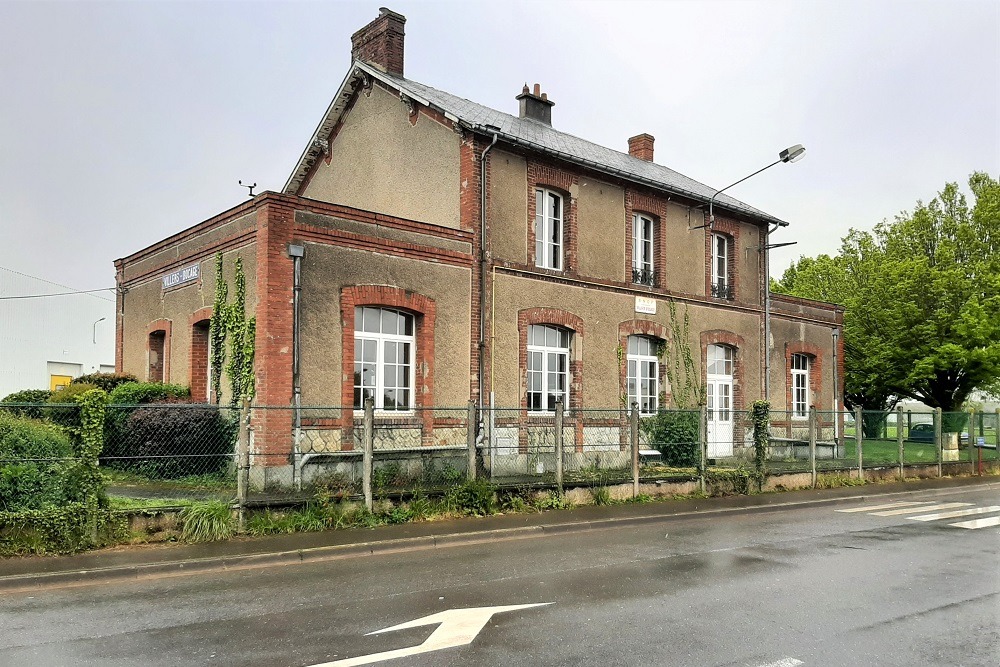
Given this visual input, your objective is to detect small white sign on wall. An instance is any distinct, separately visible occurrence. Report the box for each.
[635,296,657,315]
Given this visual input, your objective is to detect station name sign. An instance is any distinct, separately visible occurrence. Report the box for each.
[635,296,657,315]
[162,264,200,290]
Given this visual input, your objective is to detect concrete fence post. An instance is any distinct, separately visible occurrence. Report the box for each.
[363,396,374,511]
[854,406,864,481]
[236,397,250,532]
[968,408,977,475]
[467,401,477,482]
[809,406,817,489]
[554,399,564,495]
[699,405,708,494]
[935,407,943,478]
[897,405,905,482]
[630,403,640,498]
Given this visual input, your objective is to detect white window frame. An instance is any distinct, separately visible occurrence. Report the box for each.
[526,324,570,414]
[627,335,659,415]
[632,214,654,284]
[353,307,416,413]
[791,353,810,419]
[712,232,728,291]
[534,188,564,271]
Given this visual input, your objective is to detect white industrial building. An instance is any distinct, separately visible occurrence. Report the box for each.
[0,267,115,398]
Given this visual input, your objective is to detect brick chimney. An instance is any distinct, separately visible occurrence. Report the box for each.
[516,83,555,125]
[351,7,406,77]
[628,134,654,161]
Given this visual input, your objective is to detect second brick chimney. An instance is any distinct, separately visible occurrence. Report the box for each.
[628,134,655,161]
[351,7,406,77]
[516,83,555,125]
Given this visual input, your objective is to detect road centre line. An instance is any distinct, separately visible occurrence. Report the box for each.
[948,516,1000,530]
[871,503,971,516]
[835,501,934,513]
[908,506,1000,521]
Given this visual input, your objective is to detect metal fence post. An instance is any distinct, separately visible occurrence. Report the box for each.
[897,405,905,481]
[995,409,1000,465]
[363,396,374,511]
[935,407,943,477]
[554,399,564,495]
[236,398,250,532]
[809,406,817,488]
[467,401,477,482]
[698,405,707,494]
[855,406,864,481]
[630,403,640,498]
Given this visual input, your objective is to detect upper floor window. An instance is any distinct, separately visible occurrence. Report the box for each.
[527,324,570,413]
[354,307,414,411]
[632,214,655,286]
[627,335,658,414]
[791,353,810,418]
[535,188,563,271]
[711,233,733,299]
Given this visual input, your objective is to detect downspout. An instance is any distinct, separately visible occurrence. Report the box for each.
[832,327,840,441]
[478,128,499,409]
[289,244,305,489]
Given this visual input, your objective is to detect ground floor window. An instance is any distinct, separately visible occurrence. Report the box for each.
[627,335,658,414]
[354,307,414,411]
[791,353,810,418]
[527,324,570,413]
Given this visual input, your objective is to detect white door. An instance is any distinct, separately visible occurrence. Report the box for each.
[706,345,734,457]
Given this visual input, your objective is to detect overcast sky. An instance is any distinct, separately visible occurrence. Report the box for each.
[1,0,997,295]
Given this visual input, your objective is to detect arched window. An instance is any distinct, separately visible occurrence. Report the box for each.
[791,353,811,418]
[632,214,655,286]
[527,324,570,412]
[353,306,415,411]
[534,188,564,270]
[711,233,733,299]
[148,330,166,382]
[627,335,658,414]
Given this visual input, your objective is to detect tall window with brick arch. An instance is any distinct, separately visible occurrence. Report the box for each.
[354,307,414,411]
[627,335,658,414]
[632,214,655,286]
[791,353,811,418]
[527,324,570,413]
[711,233,733,299]
[534,188,563,271]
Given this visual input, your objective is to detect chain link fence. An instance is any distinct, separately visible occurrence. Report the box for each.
[2,400,997,513]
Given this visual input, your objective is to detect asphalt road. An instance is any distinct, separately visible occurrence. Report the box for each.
[1,484,998,667]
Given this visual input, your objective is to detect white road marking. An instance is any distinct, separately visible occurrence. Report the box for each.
[756,658,804,667]
[313,603,552,667]
[870,502,971,516]
[948,515,1000,530]
[908,506,1000,521]
[835,501,933,513]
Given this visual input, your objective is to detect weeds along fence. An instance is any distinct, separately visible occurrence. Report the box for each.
[1,400,997,515]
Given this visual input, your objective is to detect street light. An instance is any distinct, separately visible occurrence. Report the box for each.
[697,144,807,404]
[93,317,106,344]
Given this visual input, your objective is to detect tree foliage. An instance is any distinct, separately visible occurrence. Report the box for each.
[773,172,1000,422]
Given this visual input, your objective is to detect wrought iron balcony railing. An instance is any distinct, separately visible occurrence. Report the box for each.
[632,266,656,287]
[711,280,735,300]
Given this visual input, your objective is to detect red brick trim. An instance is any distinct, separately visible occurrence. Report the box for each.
[617,319,670,408]
[704,215,741,302]
[785,340,824,419]
[146,319,172,383]
[189,307,213,403]
[340,286,437,447]
[526,160,579,274]
[700,329,745,413]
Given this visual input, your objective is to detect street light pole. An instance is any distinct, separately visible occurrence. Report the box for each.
[92,317,106,344]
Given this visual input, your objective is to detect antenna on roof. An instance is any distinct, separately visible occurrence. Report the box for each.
[239,180,257,197]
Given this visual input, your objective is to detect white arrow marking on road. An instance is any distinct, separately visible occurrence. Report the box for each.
[313,603,552,667]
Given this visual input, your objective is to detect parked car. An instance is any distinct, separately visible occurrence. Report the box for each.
[907,423,935,443]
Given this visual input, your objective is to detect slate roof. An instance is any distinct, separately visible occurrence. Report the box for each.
[284,61,787,226]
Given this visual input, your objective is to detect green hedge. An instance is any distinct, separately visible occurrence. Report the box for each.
[641,410,701,467]
[0,503,127,556]
[0,412,78,511]
[72,372,138,392]
[107,382,189,405]
[0,389,53,420]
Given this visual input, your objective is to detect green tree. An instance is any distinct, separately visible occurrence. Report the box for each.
[774,172,1000,432]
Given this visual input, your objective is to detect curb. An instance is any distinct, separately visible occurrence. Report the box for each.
[3,479,997,594]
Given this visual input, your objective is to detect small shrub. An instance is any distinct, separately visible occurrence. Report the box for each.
[1,389,53,419]
[641,410,700,467]
[111,404,237,478]
[108,382,189,405]
[498,488,533,513]
[72,372,138,392]
[44,384,97,428]
[532,491,572,511]
[590,486,613,506]
[373,462,406,492]
[180,501,234,542]
[444,479,496,515]
[0,412,78,510]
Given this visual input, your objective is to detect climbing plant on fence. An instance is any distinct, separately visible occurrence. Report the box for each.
[747,400,770,492]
